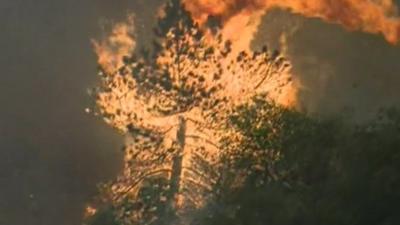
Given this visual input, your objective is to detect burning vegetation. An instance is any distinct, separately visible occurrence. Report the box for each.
[87,0,292,224]
[84,1,400,225]
[184,0,400,45]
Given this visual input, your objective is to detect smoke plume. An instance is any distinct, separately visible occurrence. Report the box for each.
[183,0,400,45]
[92,15,136,74]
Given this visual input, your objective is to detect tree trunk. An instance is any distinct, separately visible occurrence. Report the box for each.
[165,116,186,219]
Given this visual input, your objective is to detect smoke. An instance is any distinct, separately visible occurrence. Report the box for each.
[183,0,400,45]
[92,15,136,74]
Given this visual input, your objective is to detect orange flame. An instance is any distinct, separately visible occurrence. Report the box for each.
[183,0,400,44]
[92,15,136,74]
[89,4,297,216]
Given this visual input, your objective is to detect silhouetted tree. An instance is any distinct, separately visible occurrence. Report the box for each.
[199,97,400,225]
[85,0,290,224]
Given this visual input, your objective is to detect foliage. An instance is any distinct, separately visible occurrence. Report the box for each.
[86,0,400,222]
[87,0,400,224]
[200,98,400,225]
[86,0,290,224]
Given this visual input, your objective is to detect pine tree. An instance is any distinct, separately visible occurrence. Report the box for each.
[85,1,291,224]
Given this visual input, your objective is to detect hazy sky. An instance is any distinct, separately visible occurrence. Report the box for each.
[254,8,400,120]
[0,1,143,224]
[1,0,400,225]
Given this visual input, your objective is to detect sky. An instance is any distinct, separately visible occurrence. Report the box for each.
[1,0,400,225]
[0,1,148,224]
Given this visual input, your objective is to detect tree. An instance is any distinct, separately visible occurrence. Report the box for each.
[86,2,400,224]
[201,97,400,225]
[85,0,291,224]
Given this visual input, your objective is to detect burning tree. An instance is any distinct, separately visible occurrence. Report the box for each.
[85,0,293,224]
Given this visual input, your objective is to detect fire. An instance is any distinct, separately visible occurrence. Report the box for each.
[91,1,400,140]
[92,15,136,74]
[183,0,400,45]
[86,1,400,223]
[90,4,293,216]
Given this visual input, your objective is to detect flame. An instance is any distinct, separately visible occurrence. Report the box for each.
[183,0,400,45]
[92,15,136,74]
[89,4,298,221]
[87,1,400,221]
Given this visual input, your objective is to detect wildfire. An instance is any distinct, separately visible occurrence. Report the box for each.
[92,1,400,134]
[92,15,136,75]
[86,1,400,223]
[183,0,400,45]
[90,4,293,218]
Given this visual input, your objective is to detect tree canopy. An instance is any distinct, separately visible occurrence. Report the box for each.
[85,1,400,225]
[200,98,400,225]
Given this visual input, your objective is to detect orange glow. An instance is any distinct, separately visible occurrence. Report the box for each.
[183,0,400,44]
[92,15,136,74]
[91,5,295,216]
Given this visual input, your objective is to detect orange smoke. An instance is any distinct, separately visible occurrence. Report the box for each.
[183,0,400,44]
[92,15,136,74]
